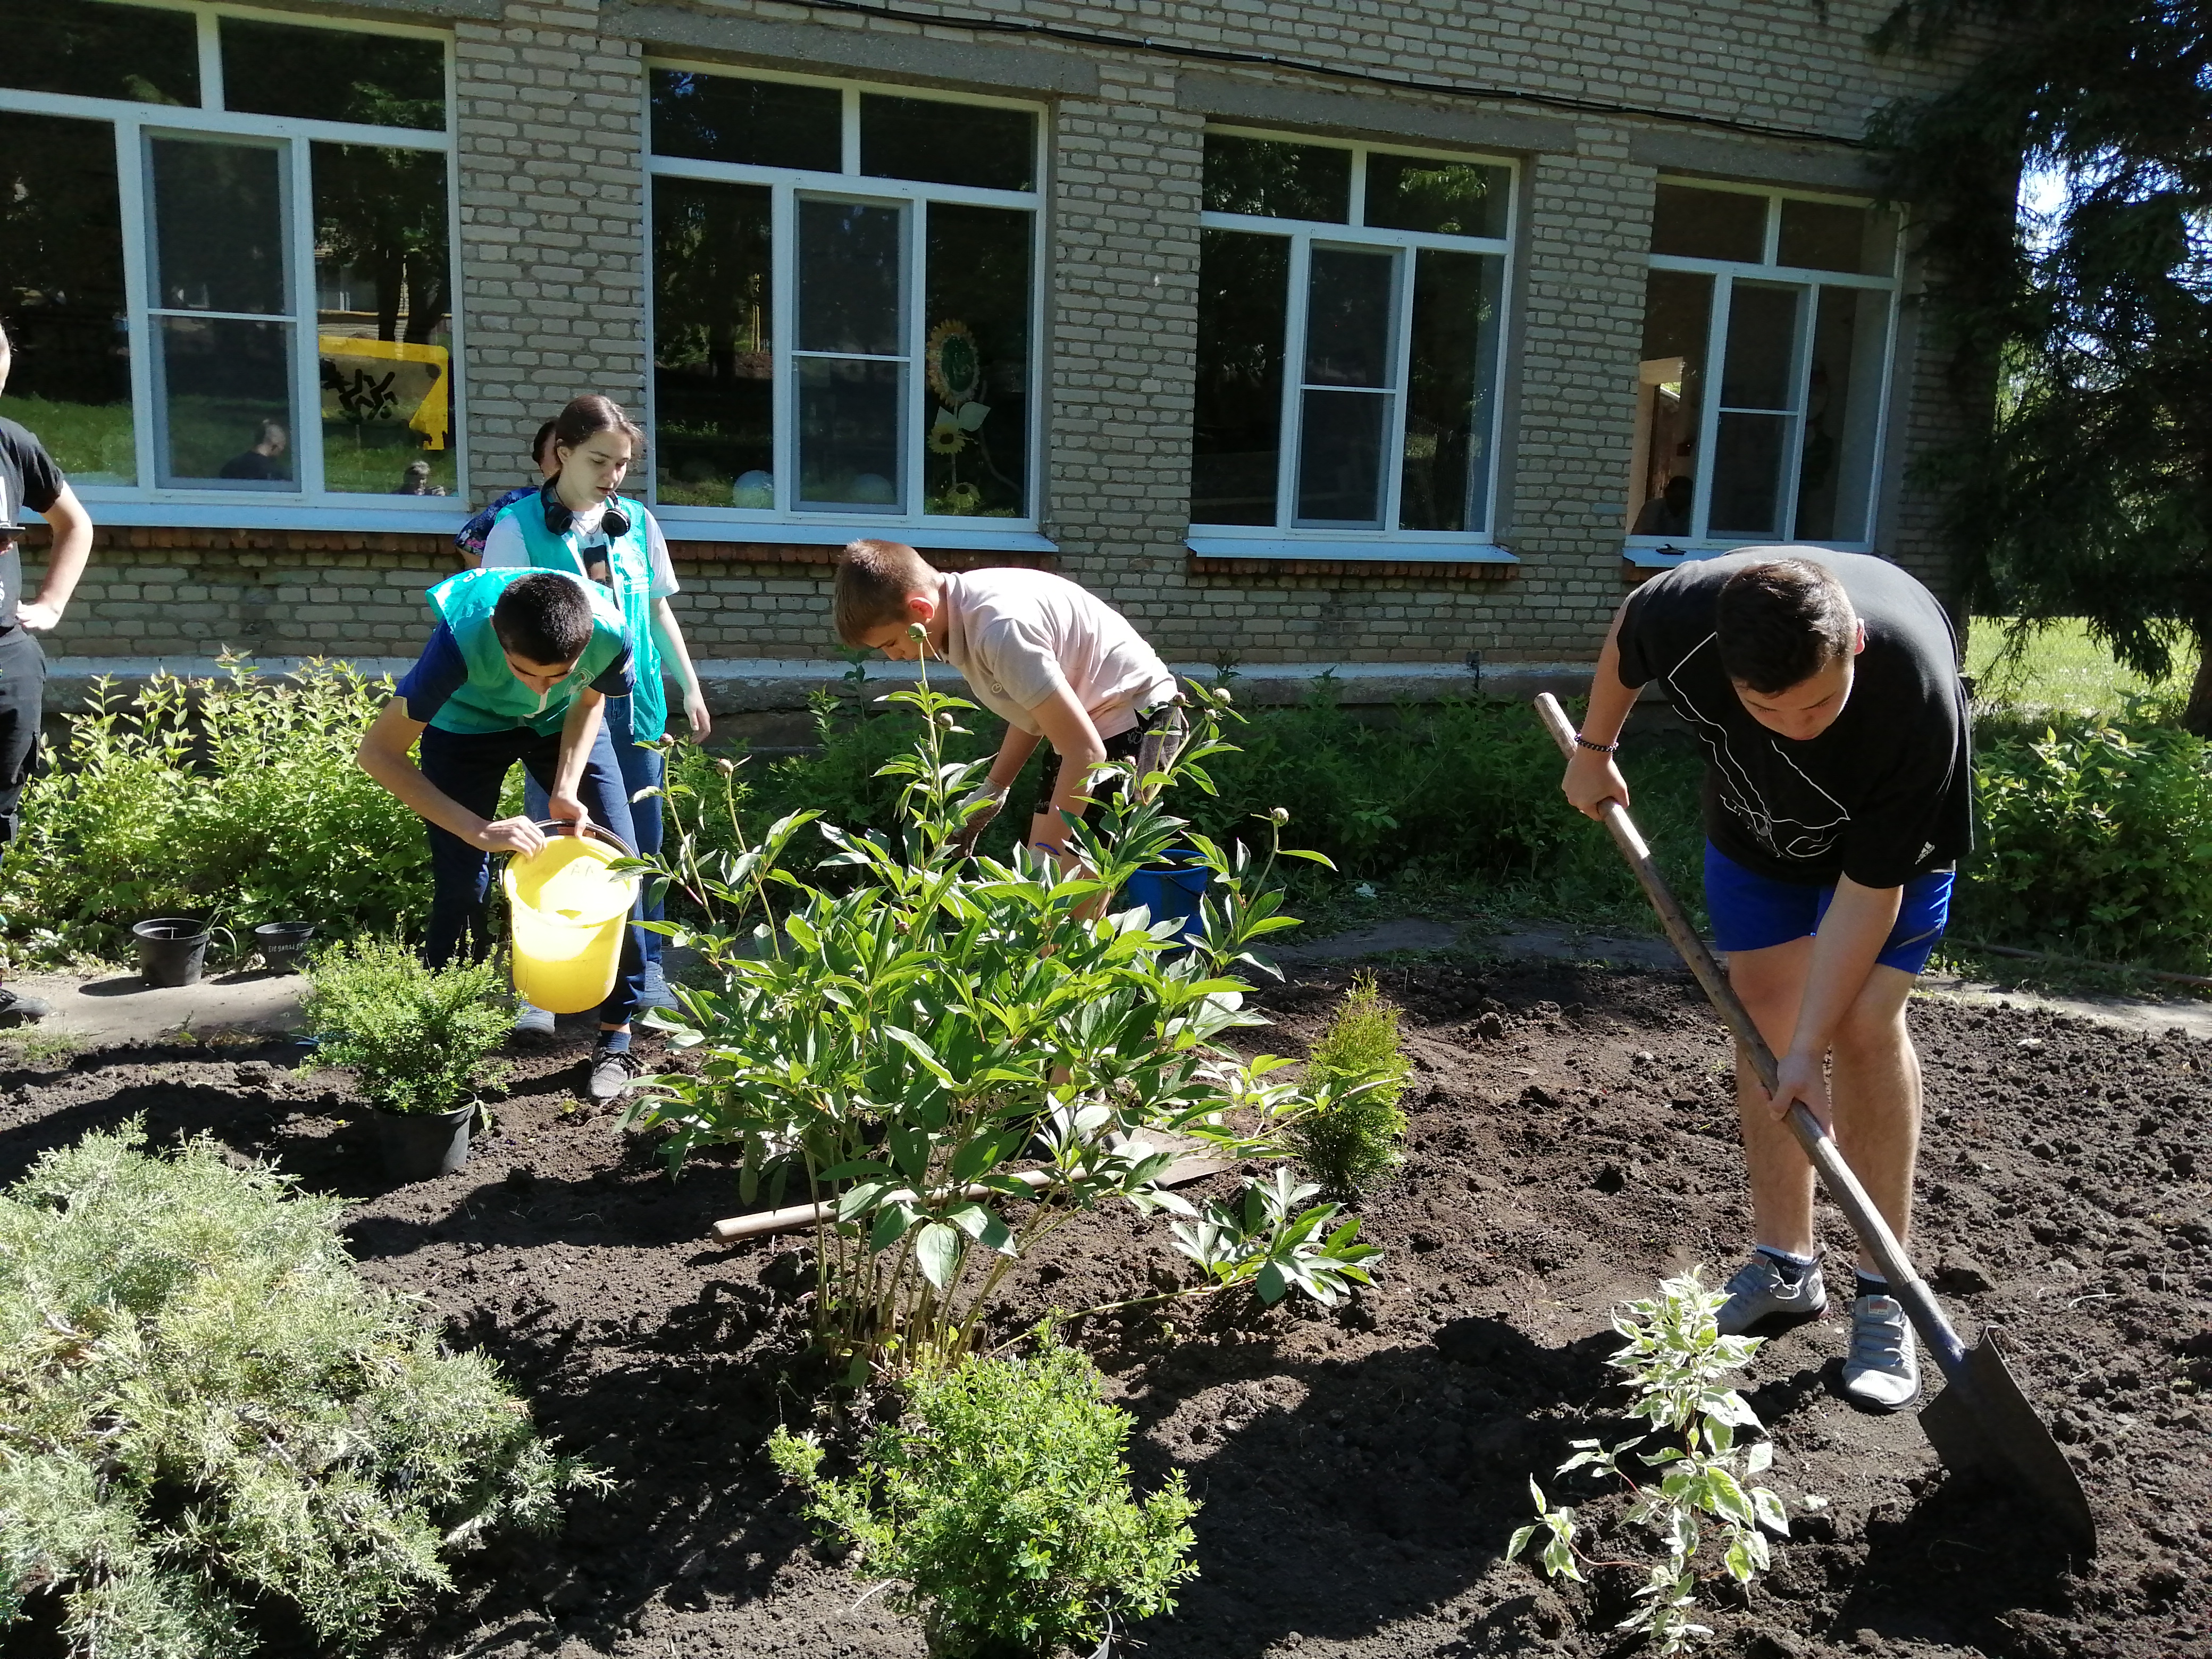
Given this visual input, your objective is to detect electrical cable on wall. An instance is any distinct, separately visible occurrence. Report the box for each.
[756,0,1873,148]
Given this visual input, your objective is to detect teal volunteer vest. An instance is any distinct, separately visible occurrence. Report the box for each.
[422,566,629,736]
[496,492,668,742]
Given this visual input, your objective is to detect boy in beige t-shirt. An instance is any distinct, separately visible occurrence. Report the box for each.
[834,539,1179,861]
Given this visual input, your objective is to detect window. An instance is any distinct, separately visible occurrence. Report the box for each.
[646,64,1043,540]
[1628,181,1899,559]
[0,0,457,514]
[1191,129,1514,560]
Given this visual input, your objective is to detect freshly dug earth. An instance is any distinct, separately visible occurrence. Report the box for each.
[1,962,2207,1659]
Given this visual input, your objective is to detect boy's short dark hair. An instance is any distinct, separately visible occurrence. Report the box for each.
[834,539,939,646]
[530,419,559,466]
[1715,559,1857,694]
[492,572,593,666]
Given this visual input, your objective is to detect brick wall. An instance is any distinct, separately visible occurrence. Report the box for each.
[32,0,1985,691]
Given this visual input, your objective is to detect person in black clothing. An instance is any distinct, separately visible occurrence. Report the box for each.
[0,325,99,1024]
[1562,548,1971,1412]
[218,421,289,482]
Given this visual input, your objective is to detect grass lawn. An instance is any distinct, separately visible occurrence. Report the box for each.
[1966,615,2198,719]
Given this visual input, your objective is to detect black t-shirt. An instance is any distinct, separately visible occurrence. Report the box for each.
[1615,547,1973,889]
[0,417,66,641]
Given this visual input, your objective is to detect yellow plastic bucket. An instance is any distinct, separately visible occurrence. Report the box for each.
[501,827,639,1015]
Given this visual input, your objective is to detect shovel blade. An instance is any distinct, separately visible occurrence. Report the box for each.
[1917,1329,2097,1557]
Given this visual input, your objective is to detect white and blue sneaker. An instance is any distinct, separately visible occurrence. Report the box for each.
[1716,1250,1828,1336]
[1841,1293,1921,1410]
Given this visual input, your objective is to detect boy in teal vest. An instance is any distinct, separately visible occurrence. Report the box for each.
[356,566,648,1104]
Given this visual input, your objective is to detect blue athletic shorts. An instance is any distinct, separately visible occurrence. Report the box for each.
[1703,843,1954,976]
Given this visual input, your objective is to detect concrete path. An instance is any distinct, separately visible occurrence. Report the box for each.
[7,968,308,1048]
[1270,917,2212,1042]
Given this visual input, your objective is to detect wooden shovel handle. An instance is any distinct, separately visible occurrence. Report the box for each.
[1535,693,1967,1370]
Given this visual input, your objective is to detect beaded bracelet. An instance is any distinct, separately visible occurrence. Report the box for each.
[1574,733,1620,755]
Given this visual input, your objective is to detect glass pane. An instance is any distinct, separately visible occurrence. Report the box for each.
[220,18,442,129]
[1192,229,1287,527]
[797,358,902,512]
[1795,287,1890,542]
[0,113,135,484]
[312,144,453,497]
[1304,248,1394,389]
[156,316,295,489]
[1630,269,1712,535]
[1650,183,1766,263]
[150,138,286,316]
[1295,390,1387,527]
[0,0,198,106]
[1365,152,1510,238]
[798,199,902,356]
[861,96,1034,193]
[1398,249,1502,534]
[1709,412,1787,537]
[1779,199,1898,276]
[1721,282,1802,410]
[923,204,1029,518]
[649,69,841,172]
[652,179,774,508]
[1203,133,1351,223]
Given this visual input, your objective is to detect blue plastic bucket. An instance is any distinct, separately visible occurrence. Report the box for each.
[1122,850,1209,950]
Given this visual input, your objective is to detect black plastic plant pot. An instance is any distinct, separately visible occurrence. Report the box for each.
[254,921,316,975]
[372,1101,476,1184]
[133,917,210,988]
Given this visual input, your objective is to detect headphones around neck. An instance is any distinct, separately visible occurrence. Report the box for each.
[540,480,630,541]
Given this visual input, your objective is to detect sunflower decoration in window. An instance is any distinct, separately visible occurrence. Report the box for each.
[923,318,1007,516]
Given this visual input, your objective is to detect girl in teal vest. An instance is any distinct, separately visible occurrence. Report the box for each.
[482,395,710,1018]
[357,565,650,1105]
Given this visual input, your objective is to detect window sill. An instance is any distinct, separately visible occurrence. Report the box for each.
[655,512,1054,555]
[1187,534,1517,580]
[55,498,471,535]
[1622,538,1876,568]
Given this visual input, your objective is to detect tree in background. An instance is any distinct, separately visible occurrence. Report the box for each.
[1875,1,2212,729]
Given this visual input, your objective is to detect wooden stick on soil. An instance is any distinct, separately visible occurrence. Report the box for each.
[707,1154,1237,1244]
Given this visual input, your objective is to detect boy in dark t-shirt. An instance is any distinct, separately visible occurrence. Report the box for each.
[0,382,98,1024]
[1562,548,1971,1412]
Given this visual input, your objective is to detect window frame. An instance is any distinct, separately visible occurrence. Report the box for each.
[1190,123,1519,565]
[641,58,1051,551]
[0,0,466,530]
[1627,175,1903,568]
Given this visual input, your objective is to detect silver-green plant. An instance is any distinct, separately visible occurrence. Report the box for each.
[0,1124,604,1658]
[627,641,1381,1379]
[1507,1269,1791,1655]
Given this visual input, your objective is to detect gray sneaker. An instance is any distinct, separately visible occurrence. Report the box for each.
[1842,1293,1921,1410]
[1716,1251,1828,1336]
[512,1002,556,1045]
[638,959,678,1012]
[586,1042,640,1105]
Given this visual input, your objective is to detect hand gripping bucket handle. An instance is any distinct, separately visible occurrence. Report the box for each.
[502,820,640,1015]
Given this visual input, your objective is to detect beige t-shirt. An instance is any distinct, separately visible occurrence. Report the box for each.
[939,568,1176,739]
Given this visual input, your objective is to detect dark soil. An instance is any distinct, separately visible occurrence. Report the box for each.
[2,963,2208,1659]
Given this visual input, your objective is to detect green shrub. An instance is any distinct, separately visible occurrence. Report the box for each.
[1289,971,1413,1199]
[769,1340,1198,1658]
[1965,710,2212,971]
[2,658,429,964]
[0,1125,602,1658]
[302,937,509,1115]
[636,673,1379,1378]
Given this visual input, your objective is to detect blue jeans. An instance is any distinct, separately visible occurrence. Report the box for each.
[525,696,665,967]
[420,718,646,1027]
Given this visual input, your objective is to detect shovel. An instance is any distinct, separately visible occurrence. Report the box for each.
[1534,692,2096,1555]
